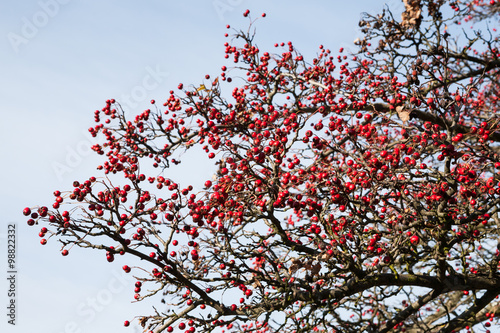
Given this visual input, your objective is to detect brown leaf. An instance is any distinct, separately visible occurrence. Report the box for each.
[253,278,263,289]
[311,263,321,276]
[138,316,148,328]
[317,252,331,261]
[396,106,411,124]
[401,0,422,29]
[288,258,303,275]
[288,264,300,275]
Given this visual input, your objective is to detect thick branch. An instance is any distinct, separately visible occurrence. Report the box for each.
[379,288,443,333]
[290,273,500,304]
[439,289,500,333]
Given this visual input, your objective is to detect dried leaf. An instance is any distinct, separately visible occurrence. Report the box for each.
[396,106,411,124]
[401,0,422,29]
[253,279,263,289]
[304,259,313,270]
[317,252,330,261]
[289,264,300,275]
[378,39,387,50]
[311,263,321,276]
[289,258,303,275]
[138,316,148,328]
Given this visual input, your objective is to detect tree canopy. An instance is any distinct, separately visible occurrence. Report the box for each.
[25,1,500,332]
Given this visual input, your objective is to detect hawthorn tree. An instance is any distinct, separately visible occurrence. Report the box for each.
[24,1,500,332]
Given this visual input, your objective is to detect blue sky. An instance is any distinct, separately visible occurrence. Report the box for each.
[0,1,400,332]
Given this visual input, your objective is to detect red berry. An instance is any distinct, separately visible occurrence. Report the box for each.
[23,207,31,216]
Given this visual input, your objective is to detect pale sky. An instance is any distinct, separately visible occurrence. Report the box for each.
[0,1,400,332]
